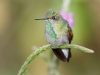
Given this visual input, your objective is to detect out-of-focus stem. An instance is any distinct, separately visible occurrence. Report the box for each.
[61,0,71,12]
[48,56,60,75]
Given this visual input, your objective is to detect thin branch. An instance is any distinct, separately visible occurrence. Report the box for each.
[52,44,94,53]
[17,44,94,75]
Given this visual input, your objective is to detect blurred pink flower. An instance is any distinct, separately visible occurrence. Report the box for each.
[60,11,74,28]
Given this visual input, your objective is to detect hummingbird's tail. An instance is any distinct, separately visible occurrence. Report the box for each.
[52,48,71,62]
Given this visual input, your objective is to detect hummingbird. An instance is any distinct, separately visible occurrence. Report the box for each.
[35,9,73,62]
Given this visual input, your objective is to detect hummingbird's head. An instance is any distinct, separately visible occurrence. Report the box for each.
[35,9,63,24]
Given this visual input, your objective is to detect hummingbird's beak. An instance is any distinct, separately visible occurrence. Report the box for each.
[35,18,48,20]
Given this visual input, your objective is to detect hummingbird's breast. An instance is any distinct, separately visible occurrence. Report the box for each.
[45,21,69,46]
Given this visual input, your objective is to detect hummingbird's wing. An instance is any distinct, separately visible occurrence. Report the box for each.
[67,30,73,44]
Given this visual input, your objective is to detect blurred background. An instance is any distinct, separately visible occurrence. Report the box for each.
[0,0,100,75]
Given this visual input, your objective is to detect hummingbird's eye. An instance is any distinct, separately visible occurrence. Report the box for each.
[52,16,56,20]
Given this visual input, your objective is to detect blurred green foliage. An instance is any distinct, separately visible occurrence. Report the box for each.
[0,0,100,75]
